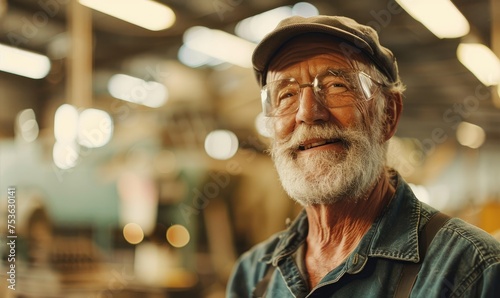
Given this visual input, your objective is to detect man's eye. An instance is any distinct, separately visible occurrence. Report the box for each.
[278,89,298,101]
[280,92,294,99]
[321,82,348,94]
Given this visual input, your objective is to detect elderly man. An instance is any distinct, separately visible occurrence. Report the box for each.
[227,15,500,297]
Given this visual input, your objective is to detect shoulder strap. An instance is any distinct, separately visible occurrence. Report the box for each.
[252,265,276,298]
[393,212,451,298]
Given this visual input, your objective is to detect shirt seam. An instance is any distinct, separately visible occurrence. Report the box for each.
[449,259,499,298]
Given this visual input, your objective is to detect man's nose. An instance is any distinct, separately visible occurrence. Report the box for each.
[295,86,330,124]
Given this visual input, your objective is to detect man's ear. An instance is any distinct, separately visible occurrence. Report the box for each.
[384,92,403,141]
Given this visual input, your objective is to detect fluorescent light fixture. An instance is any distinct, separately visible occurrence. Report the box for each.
[54,104,79,142]
[108,74,168,108]
[178,44,223,68]
[78,108,113,148]
[396,0,469,38]
[183,26,256,68]
[292,2,319,17]
[235,7,293,43]
[235,3,318,43]
[79,0,175,31]
[457,43,500,86]
[0,43,51,79]
[456,121,485,149]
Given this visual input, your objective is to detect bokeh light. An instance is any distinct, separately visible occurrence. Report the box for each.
[123,223,145,245]
[204,129,239,160]
[166,224,190,248]
[456,121,486,149]
[16,109,39,142]
[77,108,114,148]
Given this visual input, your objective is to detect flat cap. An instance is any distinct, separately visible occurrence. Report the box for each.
[252,15,399,87]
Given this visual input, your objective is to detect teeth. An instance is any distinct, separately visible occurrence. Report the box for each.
[299,139,338,150]
[305,140,327,150]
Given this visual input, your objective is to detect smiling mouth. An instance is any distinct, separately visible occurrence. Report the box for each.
[298,139,342,151]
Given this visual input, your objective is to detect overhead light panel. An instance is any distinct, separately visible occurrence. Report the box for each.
[396,0,469,38]
[235,6,293,43]
[235,3,318,43]
[108,74,168,108]
[457,43,500,86]
[0,43,51,79]
[183,26,256,68]
[79,0,176,31]
[177,44,223,68]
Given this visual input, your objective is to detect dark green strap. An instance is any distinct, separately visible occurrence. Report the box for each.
[394,212,451,298]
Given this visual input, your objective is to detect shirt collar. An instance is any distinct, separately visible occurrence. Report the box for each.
[262,172,423,267]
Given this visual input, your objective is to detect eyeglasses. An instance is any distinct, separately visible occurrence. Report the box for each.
[261,69,383,117]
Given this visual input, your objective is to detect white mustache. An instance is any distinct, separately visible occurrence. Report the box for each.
[276,124,362,151]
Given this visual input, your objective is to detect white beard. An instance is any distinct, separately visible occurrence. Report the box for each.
[270,122,386,206]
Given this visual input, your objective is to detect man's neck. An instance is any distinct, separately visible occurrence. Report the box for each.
[303,171,395,287]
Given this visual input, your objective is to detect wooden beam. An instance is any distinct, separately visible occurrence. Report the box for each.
[66,1,92,108]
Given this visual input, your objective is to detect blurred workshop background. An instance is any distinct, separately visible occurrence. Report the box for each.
[0,0,500,297]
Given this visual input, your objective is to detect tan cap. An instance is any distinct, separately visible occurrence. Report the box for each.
[252,15,399,87]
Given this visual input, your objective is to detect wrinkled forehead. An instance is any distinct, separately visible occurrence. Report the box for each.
[267,33,373,80]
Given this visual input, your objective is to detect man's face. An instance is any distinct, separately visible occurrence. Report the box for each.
[266,35,389,206]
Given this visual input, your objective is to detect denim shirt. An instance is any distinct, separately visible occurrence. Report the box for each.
[226,174,500,297]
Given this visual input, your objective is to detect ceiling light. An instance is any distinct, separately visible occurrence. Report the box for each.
[292,2,319,17]
[178,44,222,68]
[456,121,486,149]
[183,26,256,68]
[396,0,469,38]
[0,43,51,79]
[235,3,318,43]
[235,7,293,43]
[79,0,175,31]
[108,74,168,108]
[457,43,500,86]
